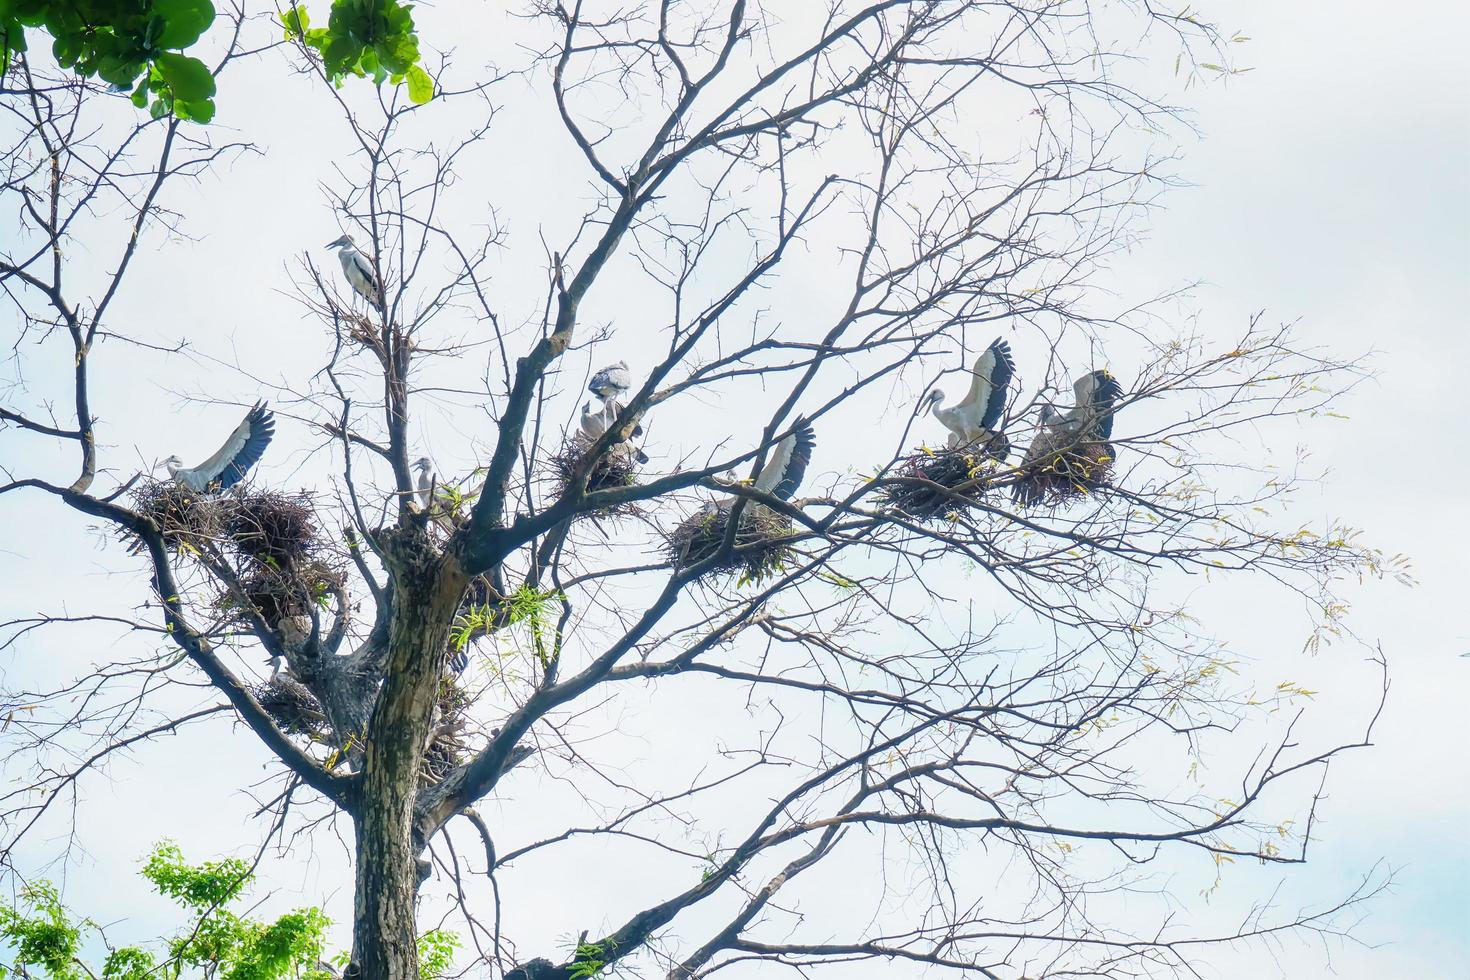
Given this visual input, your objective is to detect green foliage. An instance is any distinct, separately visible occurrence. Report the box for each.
[143,840,252,910]
[417,928,460,978]
[280,0,434,104]
[568,939,609,980]
[0,841,416,980]
[0,0,432,123]
[0,0,218,120]
[0,881,85,978]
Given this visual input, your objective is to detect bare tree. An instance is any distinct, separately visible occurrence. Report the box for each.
[0,3,1404,978]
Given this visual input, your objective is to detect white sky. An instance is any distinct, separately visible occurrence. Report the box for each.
[1,2,1466,977]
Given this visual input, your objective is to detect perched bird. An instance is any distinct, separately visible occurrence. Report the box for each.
[588,361,632,401]
[1039,369,1123,442]
[413,456,435,509]
[1012,369,1124,505]
[324,234,382,306]
[163,403,276,493]
[579,399,648,464]
[753,419,816,501]
[925,337,1015,453]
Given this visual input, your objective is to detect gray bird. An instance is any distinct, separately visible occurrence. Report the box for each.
[162,403,275,493]
[588,361,632,400]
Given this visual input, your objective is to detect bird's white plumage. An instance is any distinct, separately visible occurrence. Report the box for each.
[753,420,815,501]
[165,403,275,492]
[589,361,631,400]
[927,338,1014,448]
[413,457,435,508]
[326,234,381,306]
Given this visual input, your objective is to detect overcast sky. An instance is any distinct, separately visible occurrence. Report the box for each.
[1,2,1466,977]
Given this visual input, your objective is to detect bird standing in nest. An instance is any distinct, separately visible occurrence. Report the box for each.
[1013,369,1124,505]
[162,402,276,493]
[925,338,1015,458]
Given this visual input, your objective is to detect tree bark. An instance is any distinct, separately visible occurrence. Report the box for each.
[349,527,469,978]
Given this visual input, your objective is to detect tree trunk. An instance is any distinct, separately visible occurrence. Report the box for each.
[349,530,469,977]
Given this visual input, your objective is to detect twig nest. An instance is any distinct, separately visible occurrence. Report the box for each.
[666,499,795,582]
[225,490,318,564]
[254,674,328,738]
[881,439,1008,519]
[217,560,343,636]
[1012,440,1115,506]
[550,435,642,516]
[127,479,222,551]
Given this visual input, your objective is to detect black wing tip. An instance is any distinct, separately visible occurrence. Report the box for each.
[1092,370,1124,405]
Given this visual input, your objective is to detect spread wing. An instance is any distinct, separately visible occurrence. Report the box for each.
[969,338,1014,430]
[197,403,275,490]
[755,419,816,501]
[1073,370,1123,440]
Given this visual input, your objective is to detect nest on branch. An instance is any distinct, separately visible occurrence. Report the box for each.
[224,490,319,565]
[549,435,642,517]
[1012,440,1115,507]
[217,560,342,634]
[881,438,1008,519]
[127,479,223,552]
[127,482,322,564]
[254,674,329,738]
[666,500,796,582]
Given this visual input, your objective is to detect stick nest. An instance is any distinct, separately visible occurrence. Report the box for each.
[666,500,795,582]
[1012,441,1116,507]
[127,480,223,552]
[881,441,1007,519]
[550,435,642,516]
[218,561,343,632]
[127,481,321,563]
[254,674,329,738]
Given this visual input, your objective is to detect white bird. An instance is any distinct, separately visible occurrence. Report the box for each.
[413,457,435,508]
[588,361,632,401]
[325,234,382,306]
[580,399,647,464]
[925,338,1015,451]
[753,419,816,501]
[163,403,276,493]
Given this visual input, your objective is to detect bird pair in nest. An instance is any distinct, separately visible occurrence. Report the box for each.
[921,336,1124,504]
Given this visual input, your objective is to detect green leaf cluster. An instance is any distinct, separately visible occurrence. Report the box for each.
[0,842,346,979]
[279,0,433,104]
[0,0,218,120]
[1,0,434,122]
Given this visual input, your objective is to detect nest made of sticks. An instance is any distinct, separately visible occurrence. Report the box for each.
[127,479,223,552]
[666,500,795,582]
[217,560,343,634]
[881,439,1009,519]
[224,490,319,565]
[550,435,642,515]
[1012,441,1116,507]
[127,482,322,564]
[254,674,329,738]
